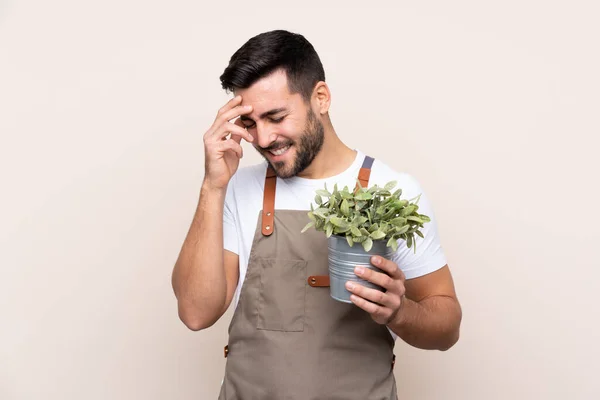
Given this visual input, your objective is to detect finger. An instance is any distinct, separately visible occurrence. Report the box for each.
[233,116,246,129]
[346,281,396,308]
[349,294,392,322]
[230,119,246,144]
[212,104,253,134]
[354,265,395,290]
[214,122,253,143]
[215,95,243,119]
[217,138,243,158]
[370,256,405,280]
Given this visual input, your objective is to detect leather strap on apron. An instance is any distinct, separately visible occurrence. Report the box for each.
[261,166,277,236]
[355,155,374,192]
[219,154,397,400]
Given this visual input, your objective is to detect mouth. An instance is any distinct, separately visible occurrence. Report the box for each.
[269,145,291,157]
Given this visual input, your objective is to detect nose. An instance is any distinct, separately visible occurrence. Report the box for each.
[254,122,278,149]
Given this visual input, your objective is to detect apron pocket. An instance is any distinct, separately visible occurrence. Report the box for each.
[256,258,307,332]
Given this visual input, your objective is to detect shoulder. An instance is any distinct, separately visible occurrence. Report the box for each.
[369,157,424,199]
[225,162,268,209]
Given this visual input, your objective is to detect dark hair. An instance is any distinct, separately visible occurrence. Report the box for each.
[220,30,325,102]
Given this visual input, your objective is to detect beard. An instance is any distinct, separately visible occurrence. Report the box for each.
[260,108,325,179]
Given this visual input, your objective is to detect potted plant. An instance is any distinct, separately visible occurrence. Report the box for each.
[301,180,431,303]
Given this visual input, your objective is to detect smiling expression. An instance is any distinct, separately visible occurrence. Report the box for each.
[236,70,325,178]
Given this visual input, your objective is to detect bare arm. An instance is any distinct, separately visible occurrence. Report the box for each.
[346,259,462,351]
[387,265,462,350]
[171,185,239,330]
[171,96,253,331]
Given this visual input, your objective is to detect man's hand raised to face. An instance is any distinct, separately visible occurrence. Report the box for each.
[203,95,255,190]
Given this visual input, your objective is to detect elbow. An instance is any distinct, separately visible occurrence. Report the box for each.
[439,308,462,351]
[180,316,213,332]
[439,329,460,351]
[177,303,220,331]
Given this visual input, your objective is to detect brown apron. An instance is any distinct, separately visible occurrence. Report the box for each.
[219,156,397,400]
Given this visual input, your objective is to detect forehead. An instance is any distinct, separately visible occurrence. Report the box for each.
[235,69,304,114]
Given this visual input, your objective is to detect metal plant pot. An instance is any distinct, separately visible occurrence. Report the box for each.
[328,234,394,303]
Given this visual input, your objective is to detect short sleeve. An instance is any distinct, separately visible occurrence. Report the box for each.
[223,180,239,255]
[391,174,447,279]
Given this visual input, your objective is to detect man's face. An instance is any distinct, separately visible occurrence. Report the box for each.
[236,70,324,178]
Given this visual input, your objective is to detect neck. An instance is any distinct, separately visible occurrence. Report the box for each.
[296,118,356,179]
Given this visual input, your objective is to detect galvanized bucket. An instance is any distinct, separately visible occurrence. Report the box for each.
[328,235,394,303]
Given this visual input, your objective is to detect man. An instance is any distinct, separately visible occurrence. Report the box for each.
[172,30,462,399]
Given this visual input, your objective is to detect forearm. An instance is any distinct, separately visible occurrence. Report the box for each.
[172,182,227,329]
[388,295,462,351]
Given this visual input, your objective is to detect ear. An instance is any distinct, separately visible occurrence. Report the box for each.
[313,81,331,115]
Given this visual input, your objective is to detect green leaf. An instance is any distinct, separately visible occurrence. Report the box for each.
[313,207,330,218]
[346,235,354,248]
[400,205,417,217]
[416,230,424,238]
[340,190,354,199]
[340,199,350,217]
[315,218,325,230]
[326,223,334,238]
[362,237,373,252]
[330,217,350,229]
[368,223,379,233]
[350,226,362,237]
[409,193,422,204]
[382,208,397,220]
[355,201,367,210]
[407,234,413,249]
[395,225,410,235]
[355,216,368,225]
[307,211,316,222]
[387,236,397,249]
[334,225,351,234]
[314,194,322,205]
[394,199,408,209]
[360,227,370,237]
[385,181,397,191]
[390,217,407,227]
[406,216,424,224]
[354,191,373,200]
[370,229,386,240]
[301,221,315,233]
[379,222,390,235]
[316,189,331,197]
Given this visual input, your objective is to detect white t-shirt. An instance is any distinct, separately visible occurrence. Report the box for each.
[223,149,447,311]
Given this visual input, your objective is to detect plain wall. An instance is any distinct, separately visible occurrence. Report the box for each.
[1,0,599,399]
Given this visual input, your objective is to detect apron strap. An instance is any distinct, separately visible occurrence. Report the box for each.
[261,165,277,236]
[355,155,374,192]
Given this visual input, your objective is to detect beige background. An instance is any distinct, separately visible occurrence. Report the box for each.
[1,0,599,399]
